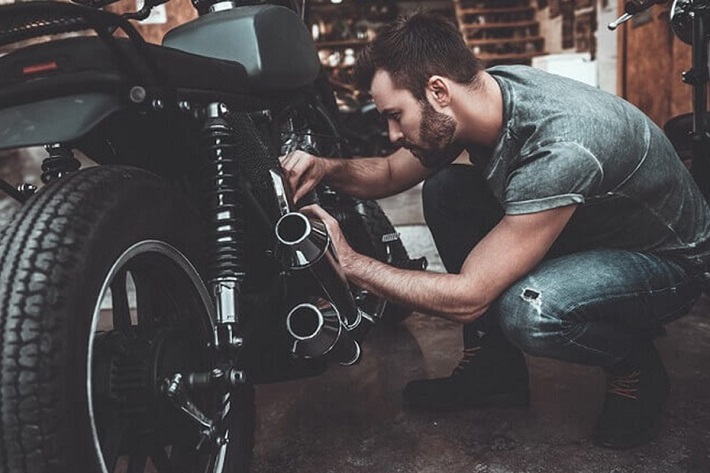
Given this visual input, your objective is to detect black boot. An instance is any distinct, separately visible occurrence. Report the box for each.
[594,342,670,449]
[402,327,530,411]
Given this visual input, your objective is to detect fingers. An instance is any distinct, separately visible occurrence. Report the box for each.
[301,204,332,223]
[301,204,339,233]
[301,204,354,265]
[279,150,320,203]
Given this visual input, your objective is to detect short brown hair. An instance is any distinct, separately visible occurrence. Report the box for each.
[354,11,483,100]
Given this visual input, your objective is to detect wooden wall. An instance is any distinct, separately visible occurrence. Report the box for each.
[108,0,197,44]
[618,0,694,127]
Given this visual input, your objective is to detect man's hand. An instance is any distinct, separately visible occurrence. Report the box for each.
[301,204,357,269]
[279,150,329,204]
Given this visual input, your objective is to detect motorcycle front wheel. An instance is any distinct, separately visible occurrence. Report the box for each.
[0,165,254,473]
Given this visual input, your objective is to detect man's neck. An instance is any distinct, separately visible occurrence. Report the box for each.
[455,72,504,148]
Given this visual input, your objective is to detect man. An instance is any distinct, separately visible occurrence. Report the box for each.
[280,12,710,449]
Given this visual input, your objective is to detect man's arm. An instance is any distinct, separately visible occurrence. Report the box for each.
[307,204,577,323]
[280,147,432,202]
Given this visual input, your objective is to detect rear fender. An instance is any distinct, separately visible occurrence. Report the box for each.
[0,93,123,150]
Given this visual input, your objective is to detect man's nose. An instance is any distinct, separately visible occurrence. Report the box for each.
[388,122,404,144]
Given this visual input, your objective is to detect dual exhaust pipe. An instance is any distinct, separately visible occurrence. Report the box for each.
[275,211,369,366]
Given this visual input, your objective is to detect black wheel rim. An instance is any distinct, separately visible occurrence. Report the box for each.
[87,240,231,473]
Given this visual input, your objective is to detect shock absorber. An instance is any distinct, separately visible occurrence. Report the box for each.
[201,103,245,349]
[41,144,80,184]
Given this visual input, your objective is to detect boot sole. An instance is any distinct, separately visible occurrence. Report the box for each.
[593,399,666,450]
[593,418,663,450]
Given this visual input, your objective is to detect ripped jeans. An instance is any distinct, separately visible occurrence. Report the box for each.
[423,164,704,367]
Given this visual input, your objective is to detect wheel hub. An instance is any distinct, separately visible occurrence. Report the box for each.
[93,328,204,438]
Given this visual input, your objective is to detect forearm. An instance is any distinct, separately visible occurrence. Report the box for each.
[323,148,429,199]
[322,157,394,199]
[344,252,489,323]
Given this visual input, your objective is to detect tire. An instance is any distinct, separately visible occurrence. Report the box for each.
[0,165,254,473]
[325,197,417,324]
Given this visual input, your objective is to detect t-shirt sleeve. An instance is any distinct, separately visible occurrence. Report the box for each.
[504,141,604,215]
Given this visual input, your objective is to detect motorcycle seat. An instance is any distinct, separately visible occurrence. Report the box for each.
[0,35,251,108]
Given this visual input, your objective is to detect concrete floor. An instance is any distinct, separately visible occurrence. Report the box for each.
[252,184,710,473]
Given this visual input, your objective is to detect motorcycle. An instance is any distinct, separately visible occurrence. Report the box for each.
[0,0,425,471]
[609,0,710,196]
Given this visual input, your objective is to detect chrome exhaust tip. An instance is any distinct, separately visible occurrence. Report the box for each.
[287,300,361,366]
[275,212,328,269]
[275,211,361,328]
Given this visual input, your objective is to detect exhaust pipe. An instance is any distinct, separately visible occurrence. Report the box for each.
[275,211,362,330]
[286,300,361,366]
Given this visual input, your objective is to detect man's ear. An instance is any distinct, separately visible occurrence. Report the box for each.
[426,76,451,109]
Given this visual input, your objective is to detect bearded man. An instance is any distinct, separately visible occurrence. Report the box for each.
[279,11,710,449]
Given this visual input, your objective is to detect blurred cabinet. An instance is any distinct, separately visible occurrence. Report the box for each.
[304,1,397,113]
[453,0,545,65]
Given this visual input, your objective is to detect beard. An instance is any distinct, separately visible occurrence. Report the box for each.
[410,100,464,168]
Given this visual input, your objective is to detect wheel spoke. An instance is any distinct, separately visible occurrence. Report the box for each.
[100,418,129,473]
[127,452,148,473]
[169,441,201,473]
[131,271,157,340]
[150,444,173,473]
[110,270,132,332]
[89,242,232,473]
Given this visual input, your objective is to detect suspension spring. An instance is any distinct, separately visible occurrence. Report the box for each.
[41,144,80,184]
[201,104,246,283]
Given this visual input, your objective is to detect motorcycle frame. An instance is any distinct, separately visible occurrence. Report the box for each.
[685,1,710,197]
[0,0,361,370]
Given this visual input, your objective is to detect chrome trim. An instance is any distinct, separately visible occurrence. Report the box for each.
[338,341,361,367]
[209,1,236,12]
[213,278,239,325]
[269,169,293,217]
[275,212,329,268]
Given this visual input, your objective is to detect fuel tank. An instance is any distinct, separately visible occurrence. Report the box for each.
[163,4,321,92]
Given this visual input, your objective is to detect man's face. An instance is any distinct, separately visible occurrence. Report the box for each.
[370,70,463,168]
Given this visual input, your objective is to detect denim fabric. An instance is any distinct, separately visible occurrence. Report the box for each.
[423,165,704,366]
[478,66,710,270]
[495,249,702,366]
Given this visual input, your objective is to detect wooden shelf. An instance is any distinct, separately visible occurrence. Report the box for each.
[453,1,544,67]
[462,20,538,31]
[477,51,546,61]
[457,6,534,15]
[315,39,369,49]
[466,35,544,46]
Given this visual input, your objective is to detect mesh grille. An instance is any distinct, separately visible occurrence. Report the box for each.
[227,111,280,191]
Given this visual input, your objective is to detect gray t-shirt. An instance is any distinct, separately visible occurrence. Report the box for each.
[474,65,710,269]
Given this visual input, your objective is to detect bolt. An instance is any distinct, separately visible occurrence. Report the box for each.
[211,368,225,379]
[164,374,182,397]
[229,369,246,385]
[152,99,164,110]
[16,183,37,197]
[178,101,191,112]
[219,103,228,115]
[129,86,147,103]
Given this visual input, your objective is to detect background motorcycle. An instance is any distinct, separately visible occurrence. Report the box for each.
[610,0,710,195]
[0,0,424,471]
